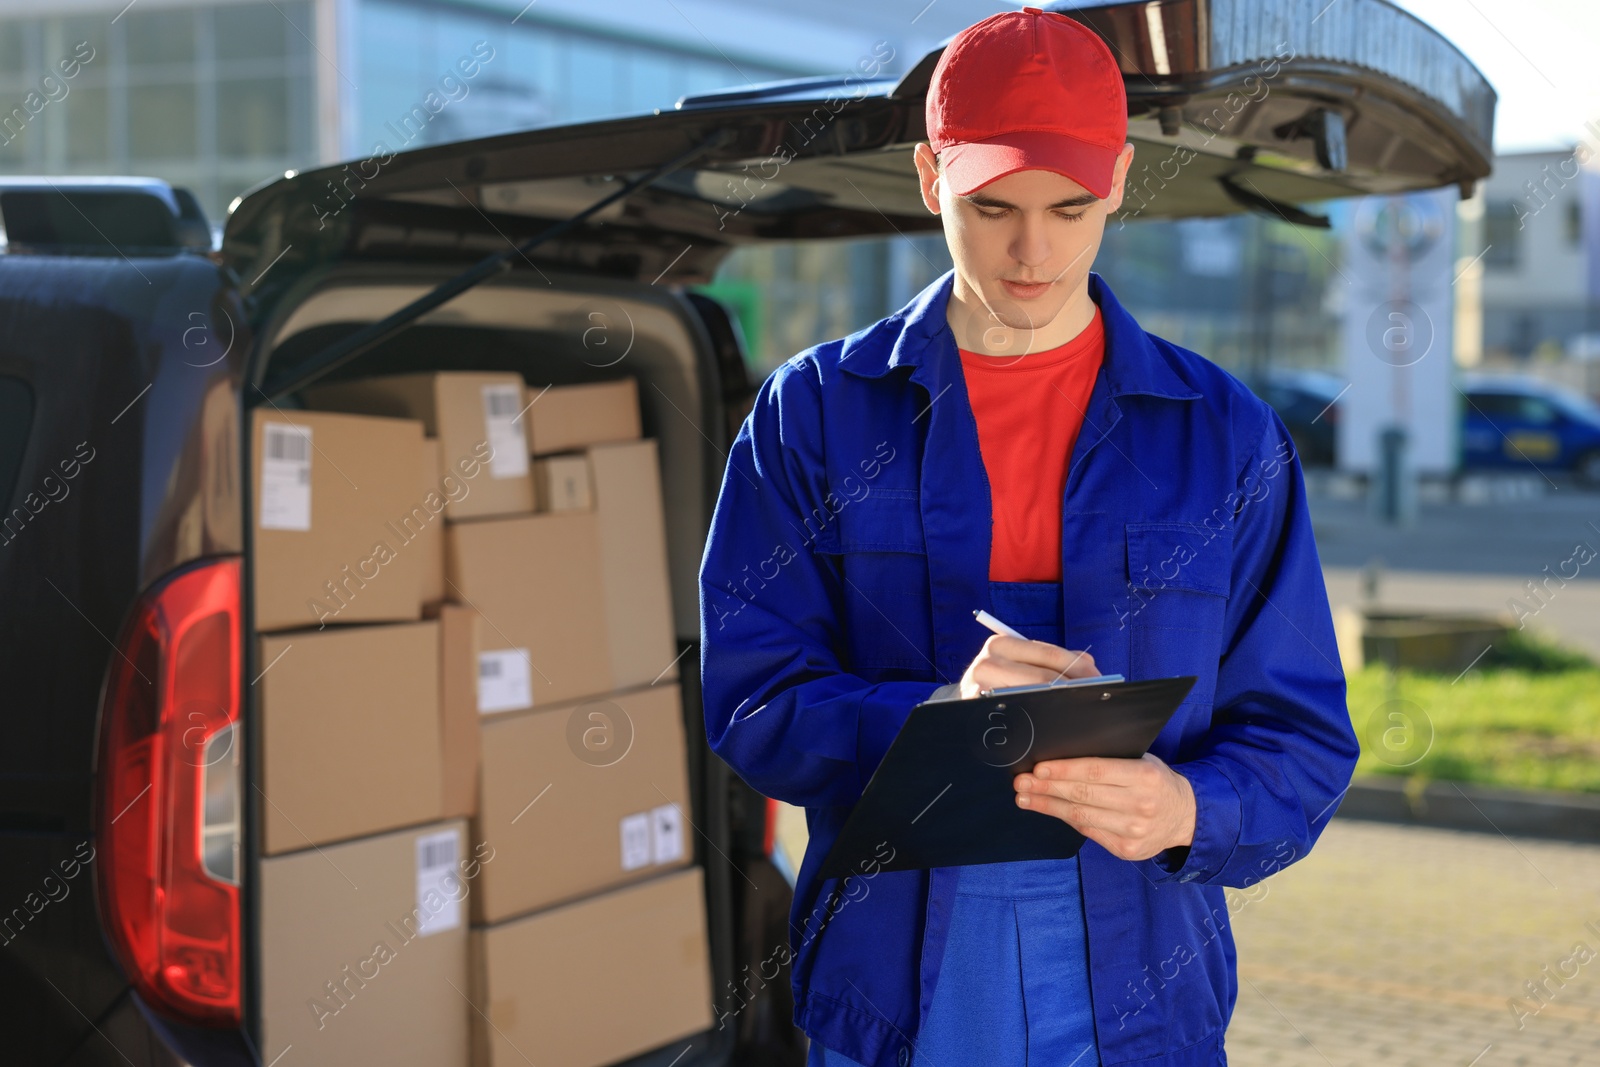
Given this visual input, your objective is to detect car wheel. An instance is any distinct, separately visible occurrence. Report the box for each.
[1578,449,1600,487]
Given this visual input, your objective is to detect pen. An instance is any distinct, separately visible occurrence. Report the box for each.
[973,608,1026,640]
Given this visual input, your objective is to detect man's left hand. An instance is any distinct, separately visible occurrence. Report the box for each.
[1013,753,1196,862]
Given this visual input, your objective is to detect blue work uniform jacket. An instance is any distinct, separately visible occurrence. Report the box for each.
[698,268,1358,1067]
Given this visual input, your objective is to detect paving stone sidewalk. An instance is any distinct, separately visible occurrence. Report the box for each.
[1226,819,1600,1067]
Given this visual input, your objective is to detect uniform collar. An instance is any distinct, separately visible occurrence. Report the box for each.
[839,268,1203,402]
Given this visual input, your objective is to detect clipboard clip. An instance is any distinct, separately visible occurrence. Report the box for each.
[978,673,1126,698]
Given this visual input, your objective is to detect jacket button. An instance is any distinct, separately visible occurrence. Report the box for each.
[898,1046,911,1067]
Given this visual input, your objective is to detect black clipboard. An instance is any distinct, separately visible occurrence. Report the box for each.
[818,675,1196,879]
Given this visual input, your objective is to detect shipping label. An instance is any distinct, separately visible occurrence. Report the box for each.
[620,811,651,871]
[414,828,463,936]
[477,649,532,713]
[259,422,312,530]
[481,384,529,480]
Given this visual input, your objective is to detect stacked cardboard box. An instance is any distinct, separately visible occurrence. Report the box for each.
[470,867,711,1067]
[303,371,536,521]
[261,820,477,1066]
[251,405,489,1066]
[274,374,710,1067]
[456,377,710,1066]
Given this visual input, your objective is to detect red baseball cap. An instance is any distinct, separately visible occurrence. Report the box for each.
[926,6,1128,199]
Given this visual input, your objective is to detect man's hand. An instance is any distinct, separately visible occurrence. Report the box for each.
[1012,753,1196,862]
[956,634,1098,700]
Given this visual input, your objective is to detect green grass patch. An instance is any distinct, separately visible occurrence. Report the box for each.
[1348,631,1600,795]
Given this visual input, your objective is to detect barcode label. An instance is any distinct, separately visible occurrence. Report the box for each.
[483,388,520,417]
[265,425,310,461]
[620,812,652,871]
[419,834,457,870]
[477,649,531,713]
[481,384,529,480]
[259,423,312,531]
[651,802,685,865]
[414,828,462,936]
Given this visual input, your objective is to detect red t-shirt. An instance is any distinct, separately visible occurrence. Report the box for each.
[958,306,1106,582]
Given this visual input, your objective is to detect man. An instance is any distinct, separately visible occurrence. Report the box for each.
[698,8,1358,1066]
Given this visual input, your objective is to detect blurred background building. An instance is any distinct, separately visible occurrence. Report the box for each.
[0,0,1591,410]
[1475,147,1600,388]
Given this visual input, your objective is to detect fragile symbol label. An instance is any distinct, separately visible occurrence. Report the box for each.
[651,803,684,864]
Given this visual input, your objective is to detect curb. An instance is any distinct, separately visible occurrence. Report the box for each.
[1334,777,1600,845]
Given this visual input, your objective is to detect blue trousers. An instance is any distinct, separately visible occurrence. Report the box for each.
[808,581,1101,1067]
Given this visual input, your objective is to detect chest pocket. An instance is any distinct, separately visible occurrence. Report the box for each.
[1124,521,1231,712]
[818,488,935,675]
[1126,522,1231,607]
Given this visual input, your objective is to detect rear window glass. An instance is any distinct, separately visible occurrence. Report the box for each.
[1,191,177,253]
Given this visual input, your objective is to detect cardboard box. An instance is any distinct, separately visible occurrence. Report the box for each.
[526,378,641,455]
[304,371,534,521]
[259,622,443,854]
[444,511,611,711]
[261,819,473,1067]
[471,683,691,923]
[469,866,712,1067]
[252,409,427,632]
[531,453,592,512]
[418,437,445,603]
[590,439,678,688]
[431,603,482,820]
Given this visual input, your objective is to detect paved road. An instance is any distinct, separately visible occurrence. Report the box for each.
[1307,479,1600,579]
[1307,482,1600,658]
[1226,820,1600,1067]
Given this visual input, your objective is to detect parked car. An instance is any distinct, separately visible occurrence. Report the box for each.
[1259,368,1345,467]
[1265,371,1600,483]
[1460,373,1600,484]
[0,1,1494,1063]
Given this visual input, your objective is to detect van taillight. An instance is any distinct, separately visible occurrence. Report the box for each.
[95,557,242,1025]
[763,796,779,858]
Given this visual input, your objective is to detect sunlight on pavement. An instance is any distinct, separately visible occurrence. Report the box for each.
[1227,820,1600,1066]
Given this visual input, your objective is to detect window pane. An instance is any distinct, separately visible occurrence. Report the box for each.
[566,38,619,121]
[65,84,108,164]
[0,115,25,164]
[0,22,30,78]
[356,1,430,150]
[126,9,196,67]
[216,3,287,62]
[629,51,681,113]
[60,18,108,75]
[1470,394,1516,419]
[1482,201,1520,269]
[1519,398,1556,425]
[217,77,288,156]
[497,28,559,128]
[129,82,197,160]
[682,60,741,99]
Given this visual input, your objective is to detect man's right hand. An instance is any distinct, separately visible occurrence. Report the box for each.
[956,634,1098,699]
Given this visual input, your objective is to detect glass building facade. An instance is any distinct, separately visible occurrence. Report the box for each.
[353,0,800,154]
[0,3,316,223]
[0,0,802,224]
